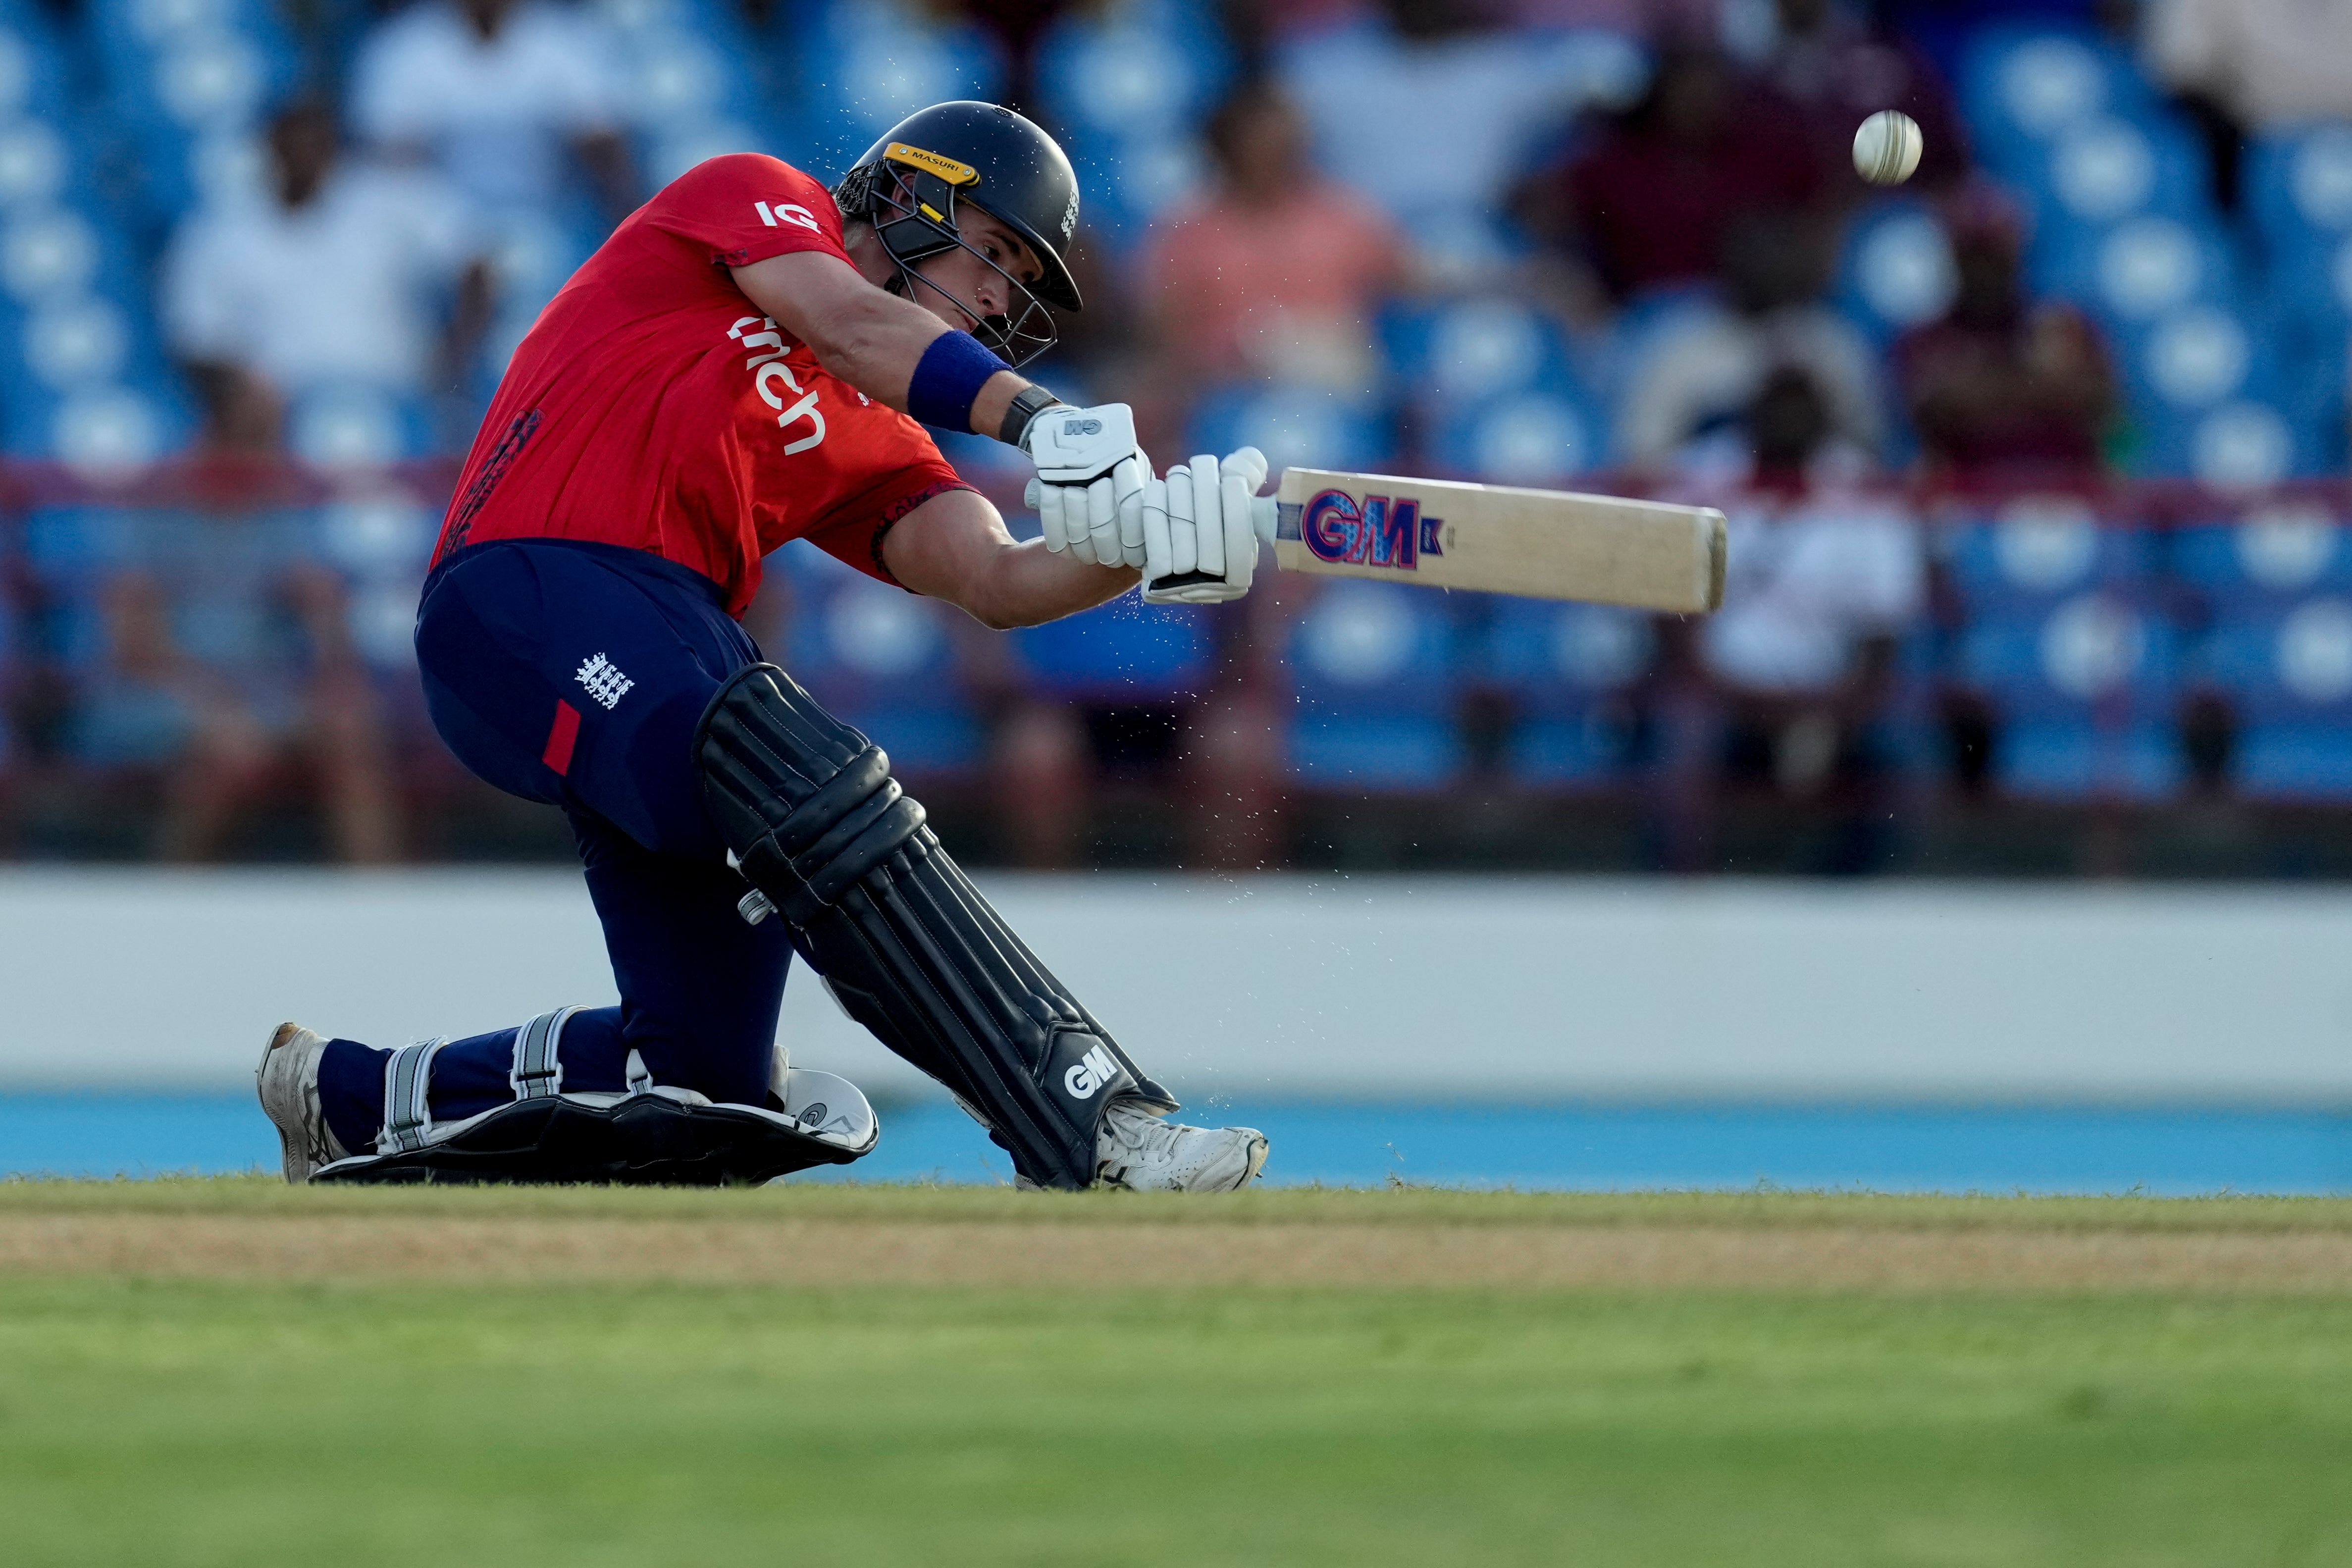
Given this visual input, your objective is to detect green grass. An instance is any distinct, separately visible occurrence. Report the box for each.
[4,1181,2352,1567]
[9,1172,2352,1231]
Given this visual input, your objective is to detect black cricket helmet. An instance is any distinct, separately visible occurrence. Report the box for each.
[835,101,1081,368]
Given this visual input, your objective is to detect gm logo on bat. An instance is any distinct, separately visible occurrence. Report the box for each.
[1277,489,1447,570]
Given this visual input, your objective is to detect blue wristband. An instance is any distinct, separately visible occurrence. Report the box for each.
[906,330,1008,432]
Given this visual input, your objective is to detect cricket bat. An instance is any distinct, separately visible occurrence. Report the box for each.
[1251,469,1726,614]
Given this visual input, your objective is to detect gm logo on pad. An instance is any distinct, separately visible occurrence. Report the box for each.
[1063,1042,1120,1099]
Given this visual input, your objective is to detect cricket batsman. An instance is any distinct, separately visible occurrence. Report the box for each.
[256,101,1271,1192]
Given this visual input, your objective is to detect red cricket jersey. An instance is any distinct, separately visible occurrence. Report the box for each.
[431,153,970,616]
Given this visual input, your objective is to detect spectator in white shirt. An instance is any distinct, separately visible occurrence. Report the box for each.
[163,100,493,449]
[1654,366,1926,872]
[1615,210,1885,471]
[350,0,637,223]
[1277,0,1631,280]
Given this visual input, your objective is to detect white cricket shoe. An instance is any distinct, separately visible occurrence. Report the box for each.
[256,1021,349,1184]
[1094,1097,1268,1192]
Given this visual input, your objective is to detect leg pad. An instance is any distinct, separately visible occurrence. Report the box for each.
[695,665,1171,1190]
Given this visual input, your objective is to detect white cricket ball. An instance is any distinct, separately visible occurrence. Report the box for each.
[1852,109,1924,186]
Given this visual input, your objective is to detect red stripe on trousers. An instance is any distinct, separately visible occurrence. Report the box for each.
[542,699,582,775]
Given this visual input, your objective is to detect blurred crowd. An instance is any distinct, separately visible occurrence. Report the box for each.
[5,0,2352,873]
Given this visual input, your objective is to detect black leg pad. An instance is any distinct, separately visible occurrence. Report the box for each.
[696,664,1172,1189]
[311,1095,872,1186]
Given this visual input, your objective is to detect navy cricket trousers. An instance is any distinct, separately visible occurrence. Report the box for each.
[314,538,794,1153]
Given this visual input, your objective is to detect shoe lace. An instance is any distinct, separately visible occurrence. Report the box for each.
[1101,1098,1187,1169]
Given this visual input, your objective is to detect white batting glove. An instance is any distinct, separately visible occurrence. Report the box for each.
[1021,401,1149,570]
[1141,446,1268,605]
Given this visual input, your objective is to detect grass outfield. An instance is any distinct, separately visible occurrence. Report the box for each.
[4,1181,2352,1567]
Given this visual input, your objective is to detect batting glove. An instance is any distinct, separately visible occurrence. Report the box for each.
[1021,401,1150,570]
[1140,446,1269,605]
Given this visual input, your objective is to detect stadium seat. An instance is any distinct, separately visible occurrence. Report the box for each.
[313,493,442,669]
[2037,213,2238,330]
[1480,597,1651,785]
[1382,295,1569,408]
[1188,382,1389,476]
[287,383,436,470]
[1034,0,1230,144]
[1283,578,1463,790]
[7,383,193,476]
[1425,388,1603,485]
[0,115,75,212]
[599,0,777,187]
[1957,590,2183,798]
[89,0,300,221]
[0,8,71,123]
[2247,126,2352,261]
[1062,130,1204,251]
[1958,23,2155,170]
[776,542,983,777]
[2183,399,2306,487]
[2171,505,2352,608]
[2191,593,2352,798]
[2019,115,2204,230]
[1004,594,1213,703]
[2113,304,2307,480]
[1032,0,1229,251]
[0,205,102,309]
[783,0,1008,176]
[1835,200,1958,340]
[1941,496,2151,614]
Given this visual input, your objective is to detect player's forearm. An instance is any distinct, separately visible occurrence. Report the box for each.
[956,539,1138,629]
[731,252,1024,437]
[883,486,1134,629]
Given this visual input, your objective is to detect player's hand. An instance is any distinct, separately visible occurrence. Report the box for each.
[1140,447,1268,605]
[1021,401,1148,570]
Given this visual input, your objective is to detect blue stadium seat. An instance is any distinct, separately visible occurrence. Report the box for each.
[1941,498,2151,614]
[1425,388,1602,485]
[20,505,131,672]
[1187,382,1389,476]
[0,193,193,469]
[2036,213,2239,331]
[2191,594,2352,798]
[6,383,194,473]
[1034,0,1229,144]
[2247,127,2352,268]
[1063,130,1204,251]
[1957,590,2182,798]
[1382,296,1570,409]
[2113,303,2306,480]
[2011,113,2204,232]
[1958,23,2156,170]
[1033,0,1230,251]
[0,7,72,123]
[784,0,1008,177]
[600,0,779,185]
[1005,595,1212,703]
[1481,597,1650,785]
[1835,200,1958,341]
[0,205,104,312]
[286,383,436,469]
[776,542,982,776]
[1283,578,1462,790]
[2171,506,2352,608]
[90,0,301,221]
[313,493,442,669]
